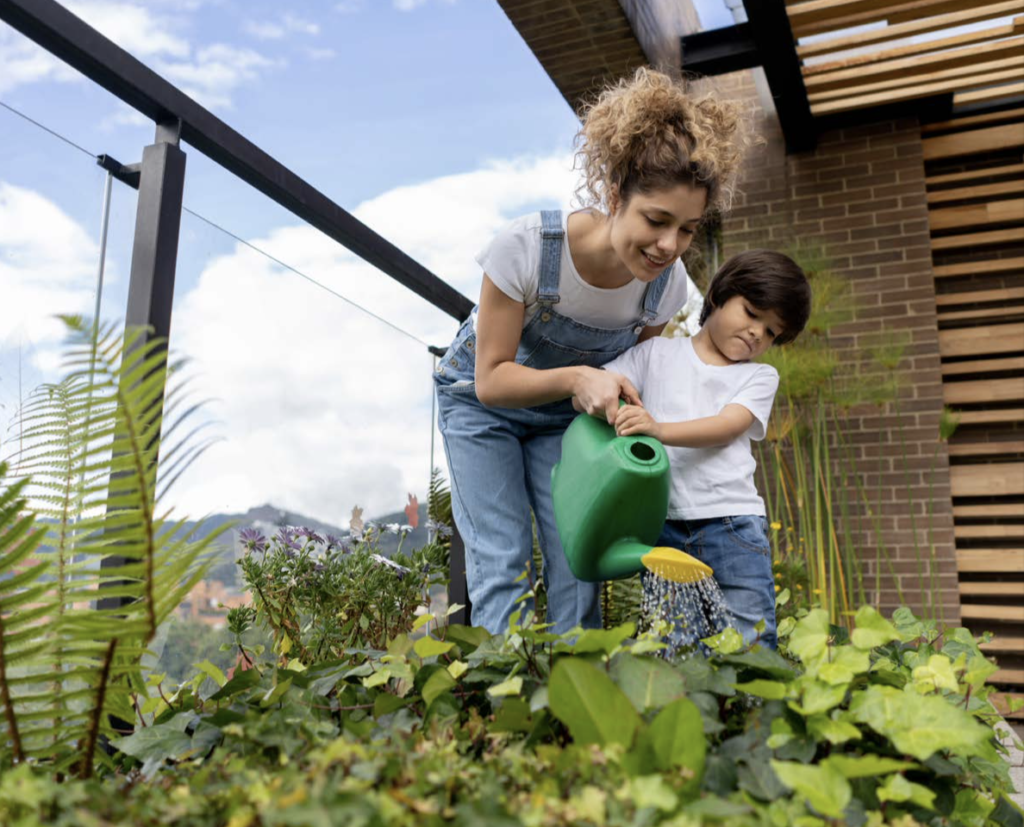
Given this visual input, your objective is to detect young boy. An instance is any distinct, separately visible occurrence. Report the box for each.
[601,249,811,650]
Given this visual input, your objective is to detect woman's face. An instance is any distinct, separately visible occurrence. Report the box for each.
[608,183,707,282]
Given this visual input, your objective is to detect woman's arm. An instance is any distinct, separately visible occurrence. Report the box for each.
[474,276,639,421]
[615,403,755,448]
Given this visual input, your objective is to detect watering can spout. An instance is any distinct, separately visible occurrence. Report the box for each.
[552,413,714,585]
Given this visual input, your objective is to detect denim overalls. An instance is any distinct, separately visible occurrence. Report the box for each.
[434,210,672,635]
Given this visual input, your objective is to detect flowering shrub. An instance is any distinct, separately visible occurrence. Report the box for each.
[237,521,448,659]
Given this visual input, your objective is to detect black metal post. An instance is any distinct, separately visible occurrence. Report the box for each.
[96,119,186,613]
[447,525,472,626]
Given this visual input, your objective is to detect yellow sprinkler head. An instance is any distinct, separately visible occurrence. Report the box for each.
[641,547,714,585]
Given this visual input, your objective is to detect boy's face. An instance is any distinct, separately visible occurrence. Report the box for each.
[704,295,786,363]
[608,184,706,283]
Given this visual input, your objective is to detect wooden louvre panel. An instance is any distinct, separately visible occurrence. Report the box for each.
[797,2,1024,59]
[926,102,1024,701]
[787,0,1002,39]
[803,35,1024,94]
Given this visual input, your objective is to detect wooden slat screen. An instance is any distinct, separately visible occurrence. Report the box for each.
[924,105,1024,714]
[787,0,1024,117]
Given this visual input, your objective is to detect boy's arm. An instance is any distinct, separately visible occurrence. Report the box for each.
[615,403,755,448]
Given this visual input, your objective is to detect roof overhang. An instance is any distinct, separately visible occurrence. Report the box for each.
[499,0,1024,154]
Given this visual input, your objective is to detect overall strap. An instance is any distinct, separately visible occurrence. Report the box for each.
[634,266,673,334]
[537,210,563,306]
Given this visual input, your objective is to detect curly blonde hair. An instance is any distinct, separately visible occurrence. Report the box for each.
[574,67,747,216]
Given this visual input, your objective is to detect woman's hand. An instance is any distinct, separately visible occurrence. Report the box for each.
[615,404,662,440]
[572,369,641,424]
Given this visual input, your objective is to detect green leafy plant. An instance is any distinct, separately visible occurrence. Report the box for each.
[238,521,448,660]
[0,318,224,777]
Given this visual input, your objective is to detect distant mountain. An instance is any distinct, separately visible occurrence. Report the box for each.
[178,503,433,587]
[25,503,436,591]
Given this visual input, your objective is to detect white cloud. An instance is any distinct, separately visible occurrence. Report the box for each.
[335,0,364,13]
[244,13,320,41]
[158,44,280,110]
[305,47,337,61]
[1,1,278,111]
[63,0,190,59]
[0,182,103,347]
[0,27,81,94]
[169,153,578,524]
[0,182,110,426]
[393,0,456,10]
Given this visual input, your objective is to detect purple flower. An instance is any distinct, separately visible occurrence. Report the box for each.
[370,553,411,581]
[314,562,325,573]
[325,534,342,550]
[239,528,267,553]
[275,527,294,545]
[427,519,453,539]
[296,527,325,545]
[284,548,298,560]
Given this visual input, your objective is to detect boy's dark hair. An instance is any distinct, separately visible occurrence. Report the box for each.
[699,249,811,345]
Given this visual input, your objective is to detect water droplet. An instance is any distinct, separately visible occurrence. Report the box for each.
[640,570,735,660]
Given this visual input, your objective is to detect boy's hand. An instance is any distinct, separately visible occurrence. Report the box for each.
[615,405,661,440]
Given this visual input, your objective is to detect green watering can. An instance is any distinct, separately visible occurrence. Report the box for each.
[551,412,713,585]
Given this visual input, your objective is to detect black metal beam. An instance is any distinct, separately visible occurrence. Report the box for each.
[0,0,474,323]
[742,0,816,153]
[681,23,760,77]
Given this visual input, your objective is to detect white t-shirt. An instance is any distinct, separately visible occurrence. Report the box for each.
[603,337,779,519]
[474,211,689,330]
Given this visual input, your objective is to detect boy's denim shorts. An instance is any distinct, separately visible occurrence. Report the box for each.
[654,515,777,650]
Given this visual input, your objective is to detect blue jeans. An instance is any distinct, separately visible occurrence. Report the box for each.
[436,384,602,635]
[654,515,777,650]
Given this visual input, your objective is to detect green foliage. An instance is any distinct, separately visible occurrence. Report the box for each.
[238,522,448,659]
[0,318,225,778]
[3,583,1021,826]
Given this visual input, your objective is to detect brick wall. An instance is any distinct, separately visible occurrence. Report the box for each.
[714,70,961,622]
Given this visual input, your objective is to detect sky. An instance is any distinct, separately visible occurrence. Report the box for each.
[0,0,732,526]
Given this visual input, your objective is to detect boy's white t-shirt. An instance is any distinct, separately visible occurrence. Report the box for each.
[474,211,689,330]
[603,337,779,519]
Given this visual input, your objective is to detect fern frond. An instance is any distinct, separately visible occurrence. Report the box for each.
[2,318,226,777]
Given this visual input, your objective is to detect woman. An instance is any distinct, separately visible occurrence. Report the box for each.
[435,68,747,634]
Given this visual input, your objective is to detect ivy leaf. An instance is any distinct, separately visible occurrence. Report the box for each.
[411,614,433,632]
[850,605,900,650]
[825,754,917,778]
[770,759,851,819]
[569,623,636,657]
[816,646,870,686]
[109,714,196,778]
[849,685,992,761]
[961,655,999,689]
[789,676,847,716]
[702,627,745,655]
[260,678,292,707]
[787,609,830,664]
[488,676,523,697]
[734,680,788,700]
[644,697,706,790]
[548,658,641,747]
[421,667,456,706]
[911,654,959,694]
[877,773,936,810]
[806,715,861,745]
[446,660,468,680]
[610,653,686,712]
[622,775,678,812]
[413,637,454,659]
